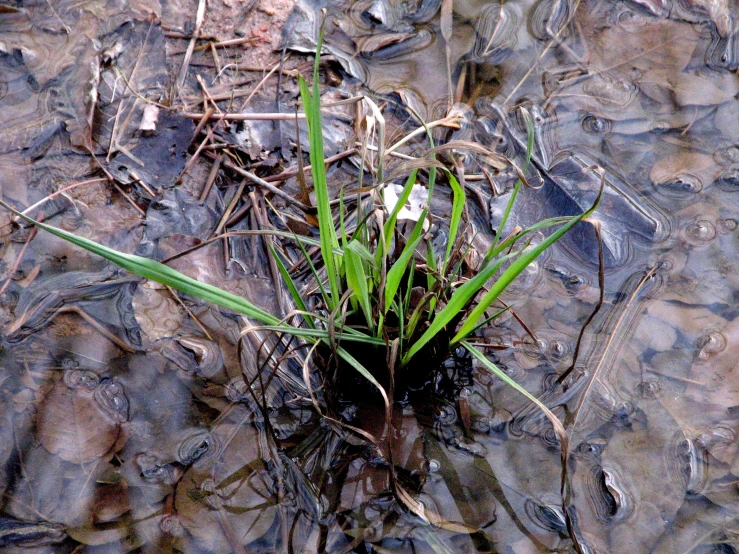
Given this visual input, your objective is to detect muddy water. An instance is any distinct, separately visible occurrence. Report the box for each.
[1,0,739,552]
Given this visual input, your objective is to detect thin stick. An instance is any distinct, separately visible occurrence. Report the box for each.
[209,42,222,76]
[503,0,584,106]
[183,112,307,121]
[16,178,108,219]
[191,106,214,138]
[180,63,282,182]
[646,369,704,386]
[165,285,213,340]
[557,221,605,384]
[199,154,222,203]
[168,36,260,55]
[182,96,364,121]
[213,181,247,238]
[56,306,135,353]
[0,225,38,297]
[384,115,463,156]
[176,0,207,88]
[190,62,300,76]
[178,79,225,182]
[498,299,538,343]
[87,153,147,217]
[262,149,357,182]
[251,190,287,315]
[111,182,146,217]
[569,262,658,430]
[355,141,416,161]
[237,62,282,110]
[220,159,312,212]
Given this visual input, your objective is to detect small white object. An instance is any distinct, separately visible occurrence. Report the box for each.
[382,182,429,231]
[139,104,159,134]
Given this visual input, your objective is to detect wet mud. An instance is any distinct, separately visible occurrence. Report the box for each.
[1,0,739,552]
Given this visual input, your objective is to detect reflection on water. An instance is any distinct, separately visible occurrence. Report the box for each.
[1,0,739,551]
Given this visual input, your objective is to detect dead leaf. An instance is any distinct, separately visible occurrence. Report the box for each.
[671,70,739,106]
[650,152,723,190]
[591,17,700,78]
[395,482,479,534]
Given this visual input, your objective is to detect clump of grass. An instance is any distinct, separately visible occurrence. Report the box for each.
[0,34,599,436]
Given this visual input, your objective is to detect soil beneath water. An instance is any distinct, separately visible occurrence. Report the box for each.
[1,0,739,552]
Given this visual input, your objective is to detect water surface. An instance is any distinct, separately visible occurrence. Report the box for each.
[1,0,738,552]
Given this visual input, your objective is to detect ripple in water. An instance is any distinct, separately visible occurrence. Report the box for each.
[581,113,613,135]
[470,3,519,63]
[718,218,738,233]
[685,219,717,244]
[525,495,568,533]
[667,433,708,495]
[715,168,739,191]
[585,465,634,523]
[529,0,573,40]
[694,331,727,361]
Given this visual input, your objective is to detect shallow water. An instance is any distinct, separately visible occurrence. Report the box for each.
[1,0,739,552]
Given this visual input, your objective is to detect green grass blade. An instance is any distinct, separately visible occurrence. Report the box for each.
[442,171,465,275]
[294,237,332,308]
[482,216,572,263]
[346,240,377,270]
[339,182,348,246]
[400,249,519,365]
[298,25,340,309]
[1,200,280,325]
[300,74,339,308]
[394,297,405,349]
[488,108,534,255]
[381,170,418,258]
[452,204,598,344]
[384,234,423,314]
[427,166,437,195]
[466,305,510,336]
[344,241,374,332]
[268,243,316,329]
[336,346,390,407]
[425,242,438,312]
[257,325,383,345]
[461,341,566,442]
[383,212,426,313]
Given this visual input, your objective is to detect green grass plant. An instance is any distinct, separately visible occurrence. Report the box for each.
[0,37,601,428]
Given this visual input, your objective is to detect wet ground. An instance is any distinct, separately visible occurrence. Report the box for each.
[1,0,739,552]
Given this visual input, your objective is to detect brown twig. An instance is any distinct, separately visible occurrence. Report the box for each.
[15,178,108,220]
[176,80,225,184]
[55,306,135,353]
[220,158,312,212]
[263,149,357,182]
[87,152,147,217]
[176,0,207,88]
[557,221,605,385]
[199,154,222,203]
[212,181,247,238]
[0,224,38,297]
[251,190,287,315]
[183,112,308,121]
[165,285,213,340]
